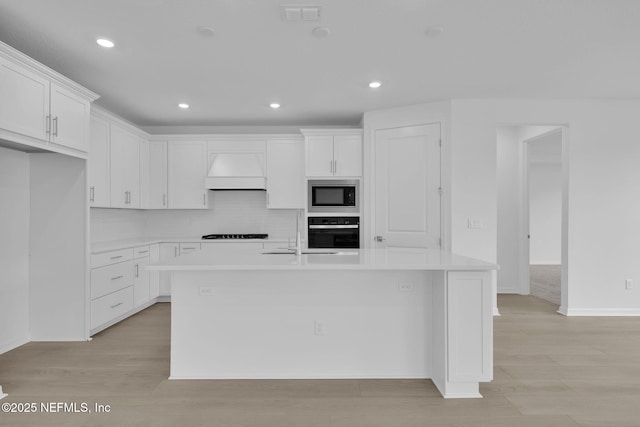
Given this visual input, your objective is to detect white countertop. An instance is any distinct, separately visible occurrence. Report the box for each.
[147,247,497,271]
[90,237,289,254]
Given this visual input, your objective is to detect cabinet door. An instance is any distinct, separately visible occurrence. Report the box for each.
[139,138,150,209]
[168,141,207,209]
[149,244,160,299]
[267,140,305,209]
[89,116,110,207]
[0,56,49,142]
[333,135,362,176]
[159,243,179,296]
[110,124,139,208]
[49,83,90,152]
[305,136,334,177]
[148,141,168,209]
[125,135,140,208]
[109,125,127,208]
[133,257,150,307]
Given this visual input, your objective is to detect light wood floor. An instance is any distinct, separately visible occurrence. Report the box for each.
[530,264,561,305]
[2,296,640,426]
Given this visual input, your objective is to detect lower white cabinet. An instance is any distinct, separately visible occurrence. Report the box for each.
[90,245,157,333]
[91,287,134,331]
[159,243,179,296]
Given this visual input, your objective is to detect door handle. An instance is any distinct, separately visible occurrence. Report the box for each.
[90,186,95,202]
[52,116,58,137]
[162,193,166,207]
[45,115,51,135]
[374,235,386,242]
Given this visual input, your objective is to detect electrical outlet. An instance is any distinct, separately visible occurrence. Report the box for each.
[199,286,215,296]
[467,218,483,229]
[625,279,633,290]
[314,320,325,336]
[398,282,415,292]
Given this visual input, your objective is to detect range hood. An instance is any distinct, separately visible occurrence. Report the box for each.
[205,152,266,190]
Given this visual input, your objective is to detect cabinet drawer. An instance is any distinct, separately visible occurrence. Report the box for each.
[179,242,201,255]
[133,245,151,259]
[91,286,134,330]
[91,248,134,268]
[91,261,134,300]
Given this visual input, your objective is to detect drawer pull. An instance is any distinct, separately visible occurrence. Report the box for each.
[110,256,123,260]
[137,250,149,254]
[110,275,124,281]
[182,247,196,250]
[110,302,123,309]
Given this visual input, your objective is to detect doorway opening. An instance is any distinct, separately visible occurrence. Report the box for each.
[497,125,567,311]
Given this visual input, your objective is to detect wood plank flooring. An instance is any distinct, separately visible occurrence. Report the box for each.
[1,296,640,426]
[530,264,561,305]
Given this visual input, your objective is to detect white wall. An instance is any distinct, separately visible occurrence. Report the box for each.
[454,99,640,315]
[91,191,298,243]
[528,132,562,264]
[0,147,30,353]
[496,127,523,293]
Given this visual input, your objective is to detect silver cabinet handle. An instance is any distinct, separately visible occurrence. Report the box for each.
[135,264,139,278]
[110,255,123,260]
[53,116,58,137]
[124,191,128,205]
[110,275,124,281]
[90,186,95,202]
[374,235,386,242]
[46,115,51,135]
[203,193,206,206]
[137,250,149,254]
[162,193,166,207]
[110,302,123,309]
[333,160,337,175]
[174,247,178,257]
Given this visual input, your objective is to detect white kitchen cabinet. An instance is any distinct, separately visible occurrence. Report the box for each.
[139,138,150,209]
[148,141,168,209]
[266,139,305,209]
[89,115,111,207]
[133,256,150,308]
[0,48,94,155]
[48,82,91,152]
[0,54,50,142]
[179,242,201,255]
[168,141,208,209]
[159,243,179,296]
[149,244,160,299]
[110,124,140,208]
[303,129,362,177]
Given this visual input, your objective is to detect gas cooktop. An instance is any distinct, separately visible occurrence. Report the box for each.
[201,234,268,240]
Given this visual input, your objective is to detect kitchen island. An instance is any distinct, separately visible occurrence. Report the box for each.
[148,247,497,398]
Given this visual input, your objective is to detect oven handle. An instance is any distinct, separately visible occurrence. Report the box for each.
[308,225,359,229]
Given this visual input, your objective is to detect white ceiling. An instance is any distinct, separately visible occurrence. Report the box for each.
[1,0,638,128]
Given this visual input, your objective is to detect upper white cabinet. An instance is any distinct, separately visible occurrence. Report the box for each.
[139,138,150,209]
[302,129,363,177]
[0,42,98,156]
[110,124,140,208]
[266,139,305,209]
[89,115,110,207]
[148,141,168,209]
[168,141,208,209]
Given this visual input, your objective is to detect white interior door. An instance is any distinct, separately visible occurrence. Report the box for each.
[374,123,441,248]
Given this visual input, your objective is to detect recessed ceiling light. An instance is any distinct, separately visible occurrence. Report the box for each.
[96,38,115,48]
[178,103,190,109]
[425,25,444,38]
[312,26,330,38]
[368,81,382,89]
[270,103,281,109]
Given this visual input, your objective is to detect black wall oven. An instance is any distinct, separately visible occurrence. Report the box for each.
[308,216,360,249]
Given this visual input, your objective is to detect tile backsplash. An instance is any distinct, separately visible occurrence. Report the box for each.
[90,190,298,243]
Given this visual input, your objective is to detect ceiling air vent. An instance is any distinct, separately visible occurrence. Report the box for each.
[280,4,321,22]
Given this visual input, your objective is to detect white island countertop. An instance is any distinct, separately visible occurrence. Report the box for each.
[147,247,498,271]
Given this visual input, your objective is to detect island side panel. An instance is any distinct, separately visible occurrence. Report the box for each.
[431,270,493,398]
[170,270,432,379]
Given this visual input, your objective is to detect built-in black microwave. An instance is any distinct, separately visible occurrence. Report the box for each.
[308,180,359,213]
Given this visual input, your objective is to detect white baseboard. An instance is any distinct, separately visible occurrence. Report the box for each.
[497,288,520,294]
[530,261,561,265]
[560,307,640,316]
[0,335,30,355]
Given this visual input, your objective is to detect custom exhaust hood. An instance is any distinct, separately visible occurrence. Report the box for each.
[205,152,266,190]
